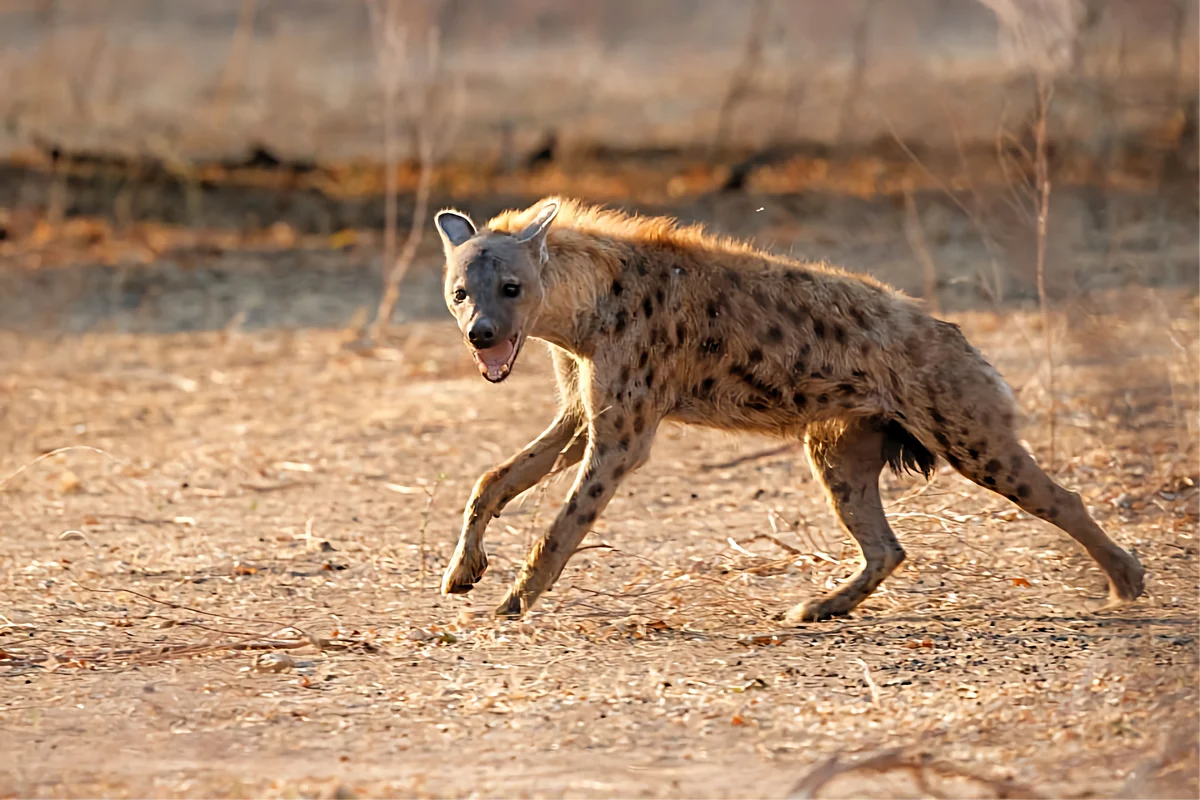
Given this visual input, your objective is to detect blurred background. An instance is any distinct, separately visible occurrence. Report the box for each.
[1,7,1197,795]
[0,0,1194,334]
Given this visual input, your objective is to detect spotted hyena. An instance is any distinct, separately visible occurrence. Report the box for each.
[433,197,1145,621]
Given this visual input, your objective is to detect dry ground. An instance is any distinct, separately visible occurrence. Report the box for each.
[0,288,1196,798]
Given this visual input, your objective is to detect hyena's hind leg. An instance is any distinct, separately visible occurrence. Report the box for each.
[944,424,1145,605]
[784,419,908,623]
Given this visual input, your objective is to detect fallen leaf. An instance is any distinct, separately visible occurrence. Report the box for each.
[253,652,295,673]
[1011,577,1032,587]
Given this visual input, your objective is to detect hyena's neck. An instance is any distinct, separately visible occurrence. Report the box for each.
[528,231,624,353]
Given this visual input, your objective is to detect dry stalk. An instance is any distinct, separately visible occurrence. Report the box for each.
[416,474,444,591]
[1033,74,1056,471]
[700,443,799,471]
[902,179,940,315]
[0,445,119,491]
[853,657,882,706]
[364,0,463,341]
[787,746,1040,799]
[211,0,259,128]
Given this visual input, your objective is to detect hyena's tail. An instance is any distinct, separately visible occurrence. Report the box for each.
[881,419,936,480]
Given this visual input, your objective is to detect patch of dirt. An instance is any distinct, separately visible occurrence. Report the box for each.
[0,288,1196,798]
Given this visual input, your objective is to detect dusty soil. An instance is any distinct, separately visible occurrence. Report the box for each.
[0,284,1196,798]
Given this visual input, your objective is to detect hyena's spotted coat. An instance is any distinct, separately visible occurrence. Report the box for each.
[434,197,1145,621]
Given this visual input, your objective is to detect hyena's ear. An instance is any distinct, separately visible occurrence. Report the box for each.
[513,200,560,262]
[435,210,477,252]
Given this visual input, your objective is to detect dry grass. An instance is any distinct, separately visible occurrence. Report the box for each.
[0,289,1196,798]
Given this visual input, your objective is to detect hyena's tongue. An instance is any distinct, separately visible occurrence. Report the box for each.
[473,339,516,381]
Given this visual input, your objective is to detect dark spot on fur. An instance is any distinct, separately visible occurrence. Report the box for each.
[813,320,826,338]
[675,321,687,344]
[613,310,628,336]
[766,326,783,344]
[945,452,962,470]
[611,280,623,297]
[852,370,867,379]
[656,288,665,307]
[619,436,630,450]
[933,431,950,448]
[985,458,1002,473]
[817,393,829,405]
[707,300,720,318]
[613,464,627,479]
[620,366,631,385]
[699,337,722,357]
[588,483,605,499]
[1048,506,1060,518]
[727,271,742,289]
[645,367,655,389]
[746,399,770,412]
[793,358,807,374]
[810,370,824,379]
[649,326,661,346]
[793,392,807,409]
[633,415,645,434]
[596,442,609,457]
[830,481,852,503]
[1016,483,1031,499]
[699,377,716,397]
[967,447,980,460]
[1010,454,1023,471]
[929,407,946,425]
[831,323,846,344]
[849,306,867,327]
[613,414,626,430]
[1005,494,1019,503]
[983,476,996,486]
[729,364,782,402]
[642,297,654,318]
[838,383,856,394]
[566,499,578,514]
[578,510,597,525]
[638,350,649,368]
[748,349,764,364]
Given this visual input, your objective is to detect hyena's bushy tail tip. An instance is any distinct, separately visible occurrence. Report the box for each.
[881,419,937,480]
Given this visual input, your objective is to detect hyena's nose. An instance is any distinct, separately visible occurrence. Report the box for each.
[467,320,496,348]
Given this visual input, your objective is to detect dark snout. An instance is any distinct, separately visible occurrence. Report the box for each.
[467,319,497,348]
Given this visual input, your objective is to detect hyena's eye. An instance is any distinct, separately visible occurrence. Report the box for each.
[502,283,521,298]
[452,288,467,304]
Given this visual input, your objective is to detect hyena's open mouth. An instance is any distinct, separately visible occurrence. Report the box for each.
[472,334,523,383]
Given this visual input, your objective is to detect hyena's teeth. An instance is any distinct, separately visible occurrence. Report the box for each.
[500,365,510,375]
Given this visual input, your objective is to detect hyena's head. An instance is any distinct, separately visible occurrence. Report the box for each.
[435,201,559,383]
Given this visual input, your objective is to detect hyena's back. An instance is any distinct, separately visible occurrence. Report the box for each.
[587,230,1015,471]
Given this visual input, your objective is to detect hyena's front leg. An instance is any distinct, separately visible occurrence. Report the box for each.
[441,413,586,595]
[496,416,657,617]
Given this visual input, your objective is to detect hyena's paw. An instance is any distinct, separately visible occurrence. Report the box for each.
[1106,548,1146,605]
[781,596,855,624]
[441,545,488,595]
[494,593,524,619]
